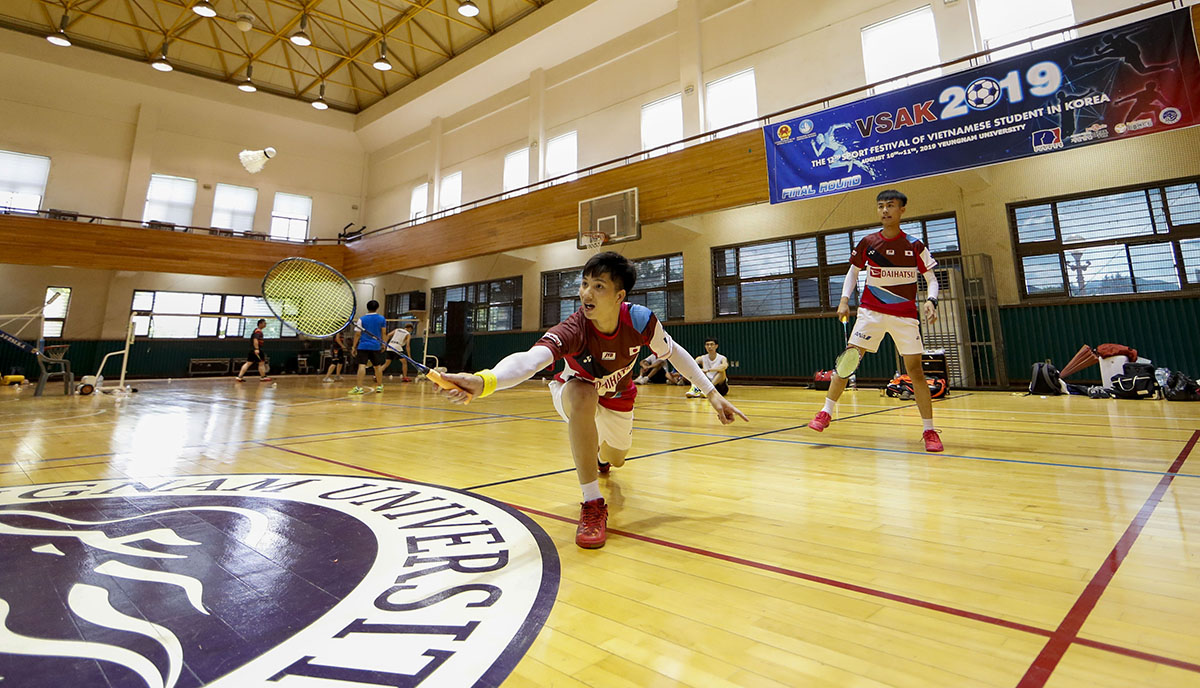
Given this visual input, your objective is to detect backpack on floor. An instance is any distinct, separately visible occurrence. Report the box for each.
[1029,362,1063,395]
[813,370,833,391]
[1163,371,1200,402]
[885,374,948,400]
[1111,362,1158,400]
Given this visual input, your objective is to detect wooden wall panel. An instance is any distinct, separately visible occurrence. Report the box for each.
[342,130,769,277]
[0,215,344,278]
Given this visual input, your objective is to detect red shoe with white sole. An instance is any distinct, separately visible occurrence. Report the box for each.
[923,429,944,453]
[808,410,831,432]
[576,499,608,549]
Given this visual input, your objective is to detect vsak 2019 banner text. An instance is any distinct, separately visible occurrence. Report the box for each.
[764,8,1200,203]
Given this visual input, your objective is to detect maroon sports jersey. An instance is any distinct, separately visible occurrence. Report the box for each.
[535,302,671,412]
[849,231,936,319]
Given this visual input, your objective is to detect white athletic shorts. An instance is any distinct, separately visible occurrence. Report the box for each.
[549,379,634,451]
[849,308,924,356]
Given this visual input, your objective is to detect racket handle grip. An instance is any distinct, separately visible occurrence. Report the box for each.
[840,316,848,323]
[427,368,474,404]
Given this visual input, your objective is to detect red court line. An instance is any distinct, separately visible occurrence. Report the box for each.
[1016,429,1200,688]
[258,437,1200,676]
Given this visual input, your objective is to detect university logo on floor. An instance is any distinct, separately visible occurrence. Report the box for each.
[0,474,560,687]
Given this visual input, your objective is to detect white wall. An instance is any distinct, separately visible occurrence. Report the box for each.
[0,32,366,240]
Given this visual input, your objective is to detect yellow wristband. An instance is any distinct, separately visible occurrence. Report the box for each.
[475,369,498,398]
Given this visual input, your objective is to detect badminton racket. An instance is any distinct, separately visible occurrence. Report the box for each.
[834,315,861,378]
[261,257,470,400]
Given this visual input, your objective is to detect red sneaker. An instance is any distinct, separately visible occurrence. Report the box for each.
[923,429,944,453]
[401,377,412,383]
[808,410,831,432]
[259,377,273,382]
[576,499,608,549]
[597,460,610,475]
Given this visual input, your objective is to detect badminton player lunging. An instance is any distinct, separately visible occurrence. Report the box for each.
[808,189,944,452]
[436,252,748,549]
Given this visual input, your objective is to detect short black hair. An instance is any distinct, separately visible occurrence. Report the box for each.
[404,322,414,330]
[876,189,907,206]
[582,251,636,294]
[257,319,266,326]
[367,300,379,312]
[704,337,718,345]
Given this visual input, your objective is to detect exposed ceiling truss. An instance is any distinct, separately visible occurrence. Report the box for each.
[0,0,552,112]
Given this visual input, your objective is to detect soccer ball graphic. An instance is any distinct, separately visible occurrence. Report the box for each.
[966,78,1002,110]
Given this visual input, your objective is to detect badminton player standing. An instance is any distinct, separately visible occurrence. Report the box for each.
[808,189,944,452]
[235,319,272,383]
[436,252,748,549]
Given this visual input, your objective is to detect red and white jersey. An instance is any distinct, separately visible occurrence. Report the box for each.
[535,302,673,412]
[850,231,936,320]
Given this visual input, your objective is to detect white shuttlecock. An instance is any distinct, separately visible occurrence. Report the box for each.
[239,147,276,174]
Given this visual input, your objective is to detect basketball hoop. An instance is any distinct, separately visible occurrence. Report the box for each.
[41,344,69,361]
[582,231,607,251]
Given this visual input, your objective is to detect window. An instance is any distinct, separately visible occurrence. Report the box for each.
[210,183,258,232]
[440,171,462,214]
[130,290,297,339]
[410,183,429,221]
[706,69,758,136]
[541,255,684,327]
[975,0,1074,61]
[503,148,530,198]
[143,174,197,227]
[430,277,522,334]
[0,150,51,213]
[641,94,683,157]
[42,287,71,338]
[545,131,578,183]
[714,215,960,317]
[861,6,942,93]
[270,192,311,242]
[1011,179,1200,299]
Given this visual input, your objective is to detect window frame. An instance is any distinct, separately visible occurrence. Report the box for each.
[640,93,684,157]
[142,173,198,227]
[439,171,463,214]
[705,68,759,136]
[1009,176,1200,302]
[410,182,429,221]
[129,289,299,339]
[540,254,685,328]
[712,214,961,320]
[860,5,943,94]
[269,192,312,242]
[430,277,523,334]
[545,131,578,183]
[0,149,52,213]
[503,148,530,198]
[42,286,71,339]
[210,182,258,233]
[973,0,1076,62]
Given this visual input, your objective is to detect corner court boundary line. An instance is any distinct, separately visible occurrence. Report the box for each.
[1015,428,1200,687]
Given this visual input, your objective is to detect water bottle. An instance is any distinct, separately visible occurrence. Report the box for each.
[849,373,857,390]
[1155,367,1169,389]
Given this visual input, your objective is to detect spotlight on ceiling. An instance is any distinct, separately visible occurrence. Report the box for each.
[235,12,253,32]
[290,14,311,46]
[372,40,392,71]
[457,1,480,18]
[238,64,257,92]
[312,83,329,110]
[46,13,71,47]
[191,0,217,18]
[151,42,173,72]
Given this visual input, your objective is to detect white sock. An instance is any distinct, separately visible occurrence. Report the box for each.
[823,398,836,415]
[581,480,602,503]
[923,419,935,431]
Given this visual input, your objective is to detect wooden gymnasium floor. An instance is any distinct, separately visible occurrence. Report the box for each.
[2,375,1199,688]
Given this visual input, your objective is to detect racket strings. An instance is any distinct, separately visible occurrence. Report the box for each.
[263,260,355,337]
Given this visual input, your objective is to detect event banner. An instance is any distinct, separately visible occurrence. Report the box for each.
[764,8,1200,204]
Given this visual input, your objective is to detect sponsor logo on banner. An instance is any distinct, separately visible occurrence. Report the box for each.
[601,351,616,360]
[0,475,560,687]
[776,124,792,141]
[798,119,814,135]
[1160,107,1182,124]
[1032,128,1063,152]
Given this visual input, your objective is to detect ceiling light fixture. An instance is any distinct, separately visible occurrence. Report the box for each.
[238,64,257,92]
[290,14,311,46]
[457,1,480,17]
[372,40,392,71]
[151,42,173,72]
[46,13,71,47]
[235,12,253,32]
[311,83,329,110]
[191,0,217,18]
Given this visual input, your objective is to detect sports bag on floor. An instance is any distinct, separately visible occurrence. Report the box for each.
[1029,362,1063,395]
[1164,371,1200,402]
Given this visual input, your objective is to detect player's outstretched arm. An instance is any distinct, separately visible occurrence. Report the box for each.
[437,345,555,405]
[668,344,748,424]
